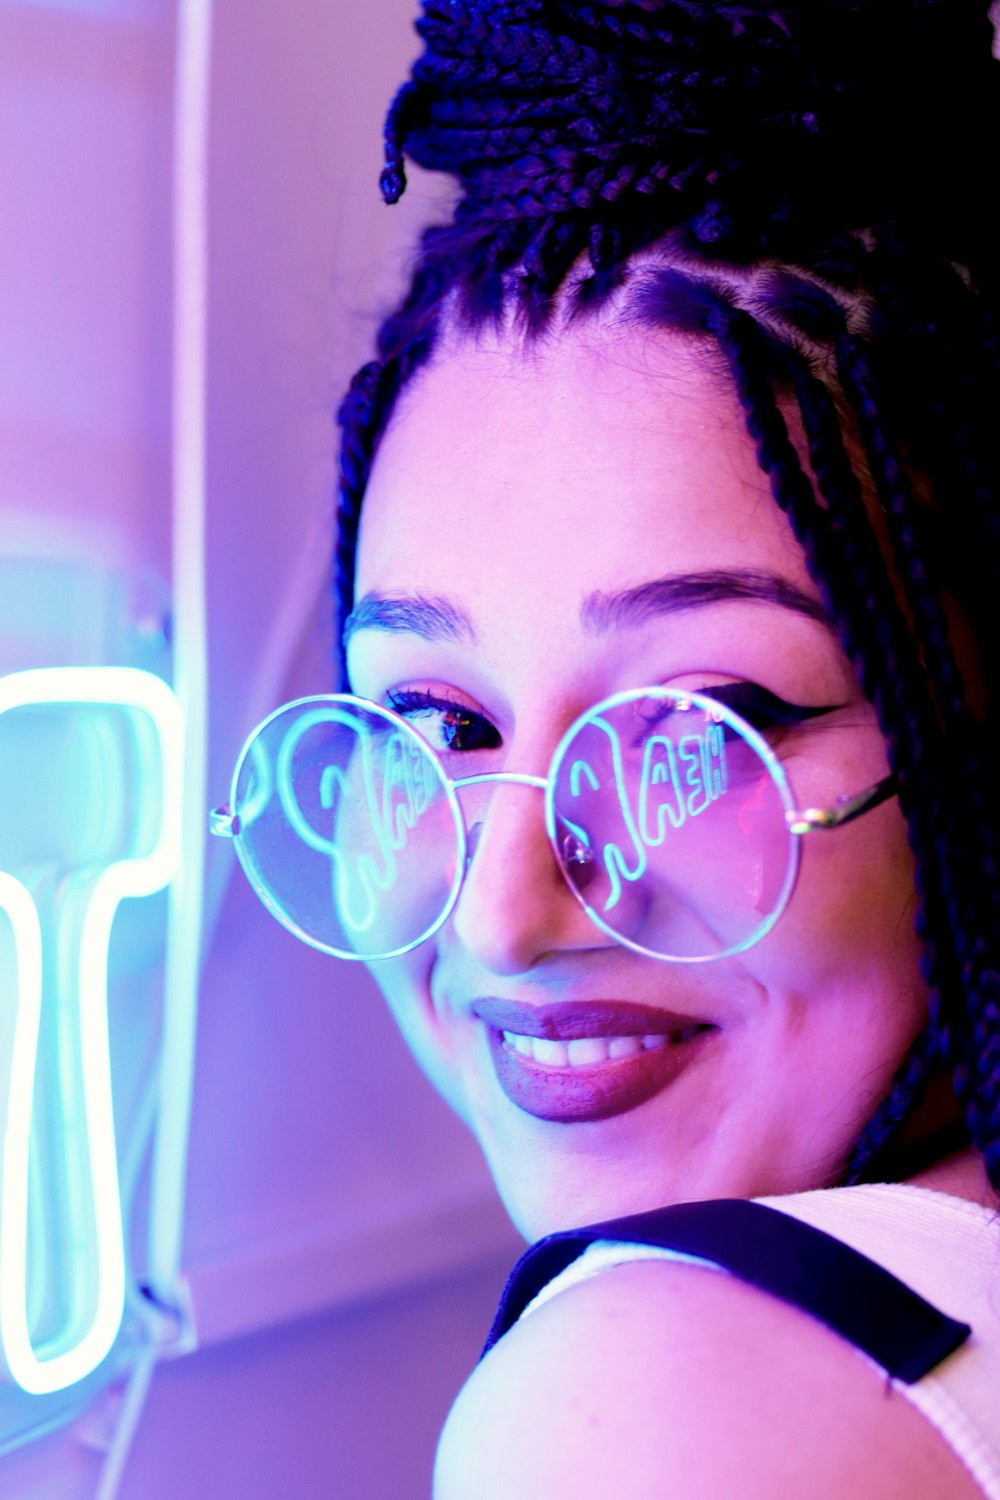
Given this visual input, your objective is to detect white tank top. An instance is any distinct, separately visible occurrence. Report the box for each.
[519,1184,1000,1499]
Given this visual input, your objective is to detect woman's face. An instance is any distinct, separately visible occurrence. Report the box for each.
[348,320,928,1239]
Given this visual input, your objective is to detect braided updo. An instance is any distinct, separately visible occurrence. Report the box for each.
[334,0,1000,1192]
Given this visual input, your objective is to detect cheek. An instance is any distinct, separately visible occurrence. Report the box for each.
[721,807,927,1178]
[751,801,927,1033]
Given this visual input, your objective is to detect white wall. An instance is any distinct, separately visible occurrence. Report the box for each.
[0,2,520,1493]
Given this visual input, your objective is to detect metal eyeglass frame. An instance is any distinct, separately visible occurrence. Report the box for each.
[210,687,898,964]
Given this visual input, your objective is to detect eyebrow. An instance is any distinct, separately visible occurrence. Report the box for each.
[342,592,476,645]
[344,569,832,647]
[581,569,832,633]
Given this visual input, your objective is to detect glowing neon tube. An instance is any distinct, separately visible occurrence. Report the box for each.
[0,667,182,1395]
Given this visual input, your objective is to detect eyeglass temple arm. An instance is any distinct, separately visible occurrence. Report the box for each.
[206,774,548,839]
[786,773,898,836]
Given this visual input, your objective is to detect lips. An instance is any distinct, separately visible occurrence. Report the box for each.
[472,998,717,1123]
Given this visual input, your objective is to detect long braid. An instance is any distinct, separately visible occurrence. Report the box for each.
[836,328,1000,884]
[785,359,957,1176]
[708,307,944,845]
[784,357,949,952]
[836,332,1000,1183]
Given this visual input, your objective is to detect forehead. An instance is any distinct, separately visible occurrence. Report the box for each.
[354,322,821,669]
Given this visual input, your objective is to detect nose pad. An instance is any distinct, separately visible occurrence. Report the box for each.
[555,822,598,893]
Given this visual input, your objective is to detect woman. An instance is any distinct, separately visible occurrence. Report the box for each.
[219,2,1000,1494]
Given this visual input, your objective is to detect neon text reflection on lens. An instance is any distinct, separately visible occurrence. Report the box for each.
[564,714,727,912]
[277,709,440,936]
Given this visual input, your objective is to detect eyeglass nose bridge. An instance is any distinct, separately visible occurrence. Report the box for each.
[451,770,548,793]
[451,771,548,870]
[450,769,597,884]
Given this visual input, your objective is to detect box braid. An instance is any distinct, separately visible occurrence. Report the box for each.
[334,0,1000,1190]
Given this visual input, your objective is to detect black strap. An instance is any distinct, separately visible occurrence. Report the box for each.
[482,1198,971,1384]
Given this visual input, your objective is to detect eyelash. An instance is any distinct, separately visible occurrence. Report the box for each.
[386,688,501,753]
[633,685,837,760]
[692,683,839,734]
[385,682,839,757]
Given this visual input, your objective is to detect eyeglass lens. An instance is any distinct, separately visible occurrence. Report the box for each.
[230,691,799,963]
[231,701,464,958]
[546,693,796,960]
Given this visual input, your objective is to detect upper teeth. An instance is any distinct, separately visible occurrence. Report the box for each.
[500,1032,683,1067]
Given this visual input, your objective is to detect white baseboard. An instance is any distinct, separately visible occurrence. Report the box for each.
[182,1188,522,1350]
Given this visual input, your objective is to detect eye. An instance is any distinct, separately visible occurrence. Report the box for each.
[386,688,502,755]
[692,686,854,774]
[695,682,841,737]
[635,682,834,735]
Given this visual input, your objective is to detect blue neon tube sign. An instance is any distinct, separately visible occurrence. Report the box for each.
[0,667,182,1395]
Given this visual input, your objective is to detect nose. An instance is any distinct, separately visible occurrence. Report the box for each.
[450,775,611,974]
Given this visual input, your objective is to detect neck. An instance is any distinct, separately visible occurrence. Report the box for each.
[907,1145,995,1208]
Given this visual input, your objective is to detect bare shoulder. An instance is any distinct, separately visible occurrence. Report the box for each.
[434,1257,978,1500]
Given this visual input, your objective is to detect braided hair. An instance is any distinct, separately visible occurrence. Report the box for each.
[334,0,1000,1191]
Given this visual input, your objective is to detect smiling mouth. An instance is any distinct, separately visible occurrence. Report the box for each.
[472,999,717,1123]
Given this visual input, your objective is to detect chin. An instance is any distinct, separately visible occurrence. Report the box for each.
[475,1113,852,1242]
[490,1165,689,1242]
[475,1125,700,1241]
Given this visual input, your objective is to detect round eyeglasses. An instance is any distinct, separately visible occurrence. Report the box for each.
[210,687,897,964]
